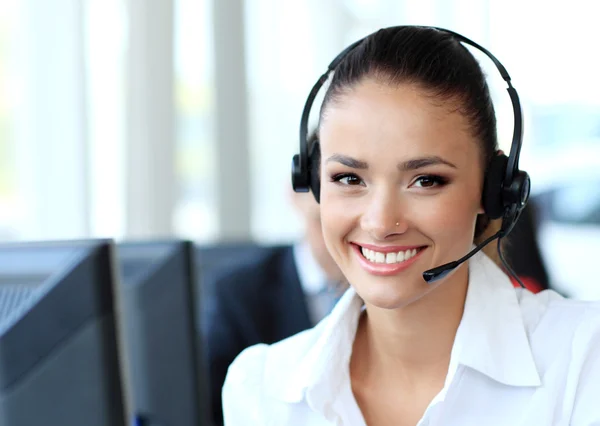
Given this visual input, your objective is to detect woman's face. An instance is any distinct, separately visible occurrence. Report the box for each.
[319,79,485,309]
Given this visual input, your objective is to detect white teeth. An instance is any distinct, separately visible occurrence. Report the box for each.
[361,247,374,262]
[361,246,421,264]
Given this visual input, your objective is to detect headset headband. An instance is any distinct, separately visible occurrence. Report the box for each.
[297,26,523,197]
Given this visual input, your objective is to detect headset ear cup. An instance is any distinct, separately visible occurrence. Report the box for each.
[482,154,508,219]
[308,140,321,203]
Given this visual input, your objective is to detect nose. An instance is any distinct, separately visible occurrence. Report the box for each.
[360,187,408,240]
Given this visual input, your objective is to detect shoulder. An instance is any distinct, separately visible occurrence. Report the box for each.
[223,343,270,396]
[201,246,293,335]
[560,302,600,423]
[518,289,600,371]
[223,317,328,395]
[208,245,293,294]
[222,326,321,422]
[224,323,322,391]
[222,287,363,422]
[517,288,600,337]
[514,290,600,422]
[221,344,269,424]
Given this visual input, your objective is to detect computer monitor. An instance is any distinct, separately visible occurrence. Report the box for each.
[117,240,208,426]
[0,240,130,426]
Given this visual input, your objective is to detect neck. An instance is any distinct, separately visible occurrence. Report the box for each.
[351,264,469,387]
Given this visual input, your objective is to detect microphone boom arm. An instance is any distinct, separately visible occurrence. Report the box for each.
[422,230,503,283]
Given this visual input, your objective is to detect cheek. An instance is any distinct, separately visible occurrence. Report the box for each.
[421,200,476,231]
[319,189,357,253]
[416,185,481,240]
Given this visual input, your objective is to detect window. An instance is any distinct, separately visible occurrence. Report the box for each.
[0,1,91,241]
[85,0,128,238]
[173,0,218,242]
[0,1,19,240]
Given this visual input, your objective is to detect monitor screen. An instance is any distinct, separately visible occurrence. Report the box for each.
[117,240,209,426]
[0,240,130,426]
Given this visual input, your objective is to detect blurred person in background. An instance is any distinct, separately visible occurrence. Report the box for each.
[222,26,600,425]
[202,131,346,425]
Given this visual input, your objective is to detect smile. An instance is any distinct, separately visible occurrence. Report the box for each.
[361,246,419,264]
[352,243,426,276]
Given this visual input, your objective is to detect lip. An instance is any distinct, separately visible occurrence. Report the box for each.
[351,243,426,276]
[356,242,425,253]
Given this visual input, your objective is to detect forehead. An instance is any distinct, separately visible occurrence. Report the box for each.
[319,80,479,161]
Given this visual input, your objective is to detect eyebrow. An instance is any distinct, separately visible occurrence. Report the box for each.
[399,156,457,171]
[325,154,457,171]
[326,154,368,169]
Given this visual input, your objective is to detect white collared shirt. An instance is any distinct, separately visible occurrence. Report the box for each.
[222,252,600,425]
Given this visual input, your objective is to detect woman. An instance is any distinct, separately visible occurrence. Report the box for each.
[222,26,600,425]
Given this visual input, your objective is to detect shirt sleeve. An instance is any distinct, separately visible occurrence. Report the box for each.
[569,307,600,425]
[222,344,269,426]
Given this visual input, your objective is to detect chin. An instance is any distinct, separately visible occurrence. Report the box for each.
[351,272,433,310]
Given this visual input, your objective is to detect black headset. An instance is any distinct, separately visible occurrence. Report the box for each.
[291,26,530,240]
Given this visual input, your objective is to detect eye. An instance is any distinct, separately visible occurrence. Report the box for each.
[332,173,364,186]
[412,175,449,188]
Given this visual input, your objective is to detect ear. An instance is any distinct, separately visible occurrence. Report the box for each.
[481,151,509,219]
[478,151,501,214]
[308,140,321,203]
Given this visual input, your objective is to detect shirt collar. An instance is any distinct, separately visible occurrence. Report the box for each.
[265,251,541,405]
[451,252,541,387]
[293,240,328,295]
[263,287,362,404]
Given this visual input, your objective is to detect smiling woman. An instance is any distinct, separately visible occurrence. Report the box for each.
[222,26,600,426]
[319,78,486,310]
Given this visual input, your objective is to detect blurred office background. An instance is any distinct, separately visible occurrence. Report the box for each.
[0,0,599,299]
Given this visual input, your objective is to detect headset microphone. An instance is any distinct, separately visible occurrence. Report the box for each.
[422,230,503,283]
